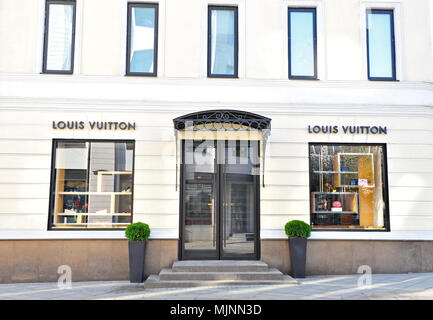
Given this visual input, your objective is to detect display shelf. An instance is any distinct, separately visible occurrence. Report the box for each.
[54,169,132,226]
[53,223,130,226]
[336,153,375,188]
[96,171,132,192]
[58,192,131,195]
[312,153,375,188]
[313,211,358,214]
[58,213,131,216]
[312,192,359,226]
[312,192,359,213]
[313,171,358,174]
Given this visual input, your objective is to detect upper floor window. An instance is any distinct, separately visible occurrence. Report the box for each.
[288,8,317,79]
[208,6,238,78]
[366,9,396,81]
[42,0,76,74]
[126,3,158,76]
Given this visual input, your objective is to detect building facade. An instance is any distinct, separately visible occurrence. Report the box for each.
[0,0,433,283]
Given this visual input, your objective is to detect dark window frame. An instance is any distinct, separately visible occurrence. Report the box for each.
[126,2,159,77]
[288,7,318,80]
[42,0,77,74]
[207,5,239,78]
[308,142,391,232]
[47,139,136,231]
[366,9,397,81]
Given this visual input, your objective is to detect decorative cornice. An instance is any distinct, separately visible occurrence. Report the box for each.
[0,73,432,115]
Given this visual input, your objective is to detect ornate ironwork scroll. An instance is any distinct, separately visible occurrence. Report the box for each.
[173,110,271,131]
[173,110,272,190]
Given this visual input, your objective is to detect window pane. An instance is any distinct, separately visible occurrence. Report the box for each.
[129,6,156,74]
[45,3,75,72]
[309,144,388,230]
[289,9,316,78]
[367,11,394,79]
[50,141,134,229]
[209,8,236,76]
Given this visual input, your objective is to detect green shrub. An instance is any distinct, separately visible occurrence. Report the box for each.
[284,220,311,238]
[125,222,151,241]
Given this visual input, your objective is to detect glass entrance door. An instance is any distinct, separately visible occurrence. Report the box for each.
[181,140,260,260]
[220,140,259,259]
[182,140,217,259]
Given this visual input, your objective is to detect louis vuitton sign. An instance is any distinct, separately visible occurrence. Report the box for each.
[52,121,136,130]
[308,125,387,135]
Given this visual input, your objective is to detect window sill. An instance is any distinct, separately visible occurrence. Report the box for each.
[207,75,239,79]
[41,71,74,75]
[288,77,319,81]
[125,73,157,77]
[368,78,399,82]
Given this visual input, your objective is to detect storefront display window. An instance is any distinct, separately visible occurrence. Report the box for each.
[48,140,134,229]
[309,143,389,230]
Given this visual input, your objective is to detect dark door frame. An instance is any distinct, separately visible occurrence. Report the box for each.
[178,139,261,260]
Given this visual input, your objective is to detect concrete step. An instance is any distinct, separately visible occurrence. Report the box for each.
[144,274,299,289]
[172,260,269,273]
[158,268,284,281]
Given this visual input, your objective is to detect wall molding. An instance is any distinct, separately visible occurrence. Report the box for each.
[2,229,433,241]
[0,74,432,113]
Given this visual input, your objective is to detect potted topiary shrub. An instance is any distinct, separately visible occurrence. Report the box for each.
[284,220,311,278]
[125,222,151,283]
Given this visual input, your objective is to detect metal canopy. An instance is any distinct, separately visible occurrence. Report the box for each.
[173,110,272,189]
[173,110,271,131]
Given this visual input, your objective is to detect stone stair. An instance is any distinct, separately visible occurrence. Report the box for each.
[144,260,298,288]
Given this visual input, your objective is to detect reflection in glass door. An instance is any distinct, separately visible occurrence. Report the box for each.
[182,140,218,259]
[181,140,260,260]
[221,141,259,259]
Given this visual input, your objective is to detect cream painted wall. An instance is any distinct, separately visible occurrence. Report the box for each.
[164,0,201,78]
[0,0,432,239]
[325,0,363,80]
[80,0,122,75]
[401,0,433,81]
[0,0,38,73]
[0,106,432,234]
[0,0,432,81]
[245,0,286,79]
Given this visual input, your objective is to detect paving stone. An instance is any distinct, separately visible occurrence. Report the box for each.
[1,273,433,300]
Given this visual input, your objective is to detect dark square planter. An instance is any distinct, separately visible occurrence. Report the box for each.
[289,237,307,278]
[128,240,146,283]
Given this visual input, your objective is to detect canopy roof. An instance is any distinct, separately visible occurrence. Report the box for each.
[173,110,271,131]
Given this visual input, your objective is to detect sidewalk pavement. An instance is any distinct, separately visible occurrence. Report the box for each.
[1,273,433,300]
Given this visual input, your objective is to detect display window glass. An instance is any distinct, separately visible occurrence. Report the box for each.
[309,143,389,231]
[48,140,134,229]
